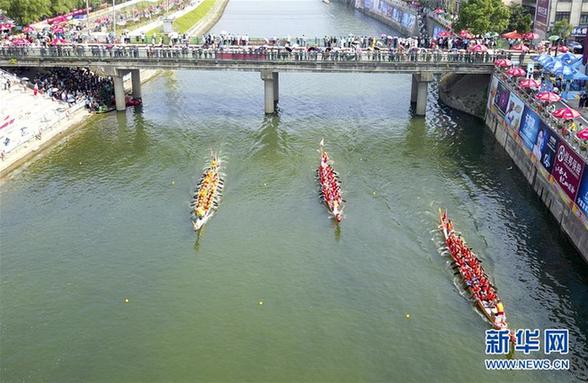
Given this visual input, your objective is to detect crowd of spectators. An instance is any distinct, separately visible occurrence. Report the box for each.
[6,67,114,112]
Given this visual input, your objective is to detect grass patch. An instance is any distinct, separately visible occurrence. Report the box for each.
[173,0,216,34]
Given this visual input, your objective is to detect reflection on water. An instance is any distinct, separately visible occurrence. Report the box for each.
[1,1,587,382]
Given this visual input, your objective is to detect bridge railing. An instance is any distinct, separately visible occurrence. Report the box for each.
[0,45,516,65]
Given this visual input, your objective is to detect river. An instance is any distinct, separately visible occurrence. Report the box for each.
[1,1,587,382]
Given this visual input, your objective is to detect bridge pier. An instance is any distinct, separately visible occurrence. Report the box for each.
[273,71,279,104]
[113,74,126,112]
[410,75,418,104]
[261,70,279,114]
[413,73,433,116]
[131,69,142,99]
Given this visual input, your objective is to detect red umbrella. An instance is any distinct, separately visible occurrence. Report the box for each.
[505,67,526,77]
[50,37,67,45]
[494,58,513,67]
[434,8,444,14]
[558,46,569,53]
[512,43,530,52]
[438,31,452,38]
[576,128,588,140]
[502,31,523,39]
[553,107,581,120]
[535,91,561,103]
[460,29,473,39]
[22,25,35,33]
[519,79,541,89]
[469,44,488,52]
[523,32,539,40]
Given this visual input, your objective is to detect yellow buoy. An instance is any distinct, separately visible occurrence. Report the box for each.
[373,191,376,196]
[259,301,263,305]
[124,298,129,303]
[171,180,175,185]
[405,313,410,319]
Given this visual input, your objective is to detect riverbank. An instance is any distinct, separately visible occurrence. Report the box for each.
[0,68,159,178]
[485,73,588,262]
[0,0,228,177]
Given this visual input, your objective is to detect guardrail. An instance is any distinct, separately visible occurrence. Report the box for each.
[0,45,517,67]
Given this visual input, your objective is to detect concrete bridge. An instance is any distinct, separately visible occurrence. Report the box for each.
[0,45,507,115]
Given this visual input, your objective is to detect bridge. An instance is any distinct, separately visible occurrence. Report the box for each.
[0,45,509,115]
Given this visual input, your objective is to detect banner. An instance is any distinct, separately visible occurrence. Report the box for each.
[552,142,585,201]
[533,0,550,38]
[533,123,560,173]
[576,173,588,216]
[503,92,525,131]
[487,76,499,113]
[493,82,511,116]
[518,106,542,150]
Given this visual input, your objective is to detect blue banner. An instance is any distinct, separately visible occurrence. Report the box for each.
[518,106,542,151]
[532,123,560,173]
[577,173,588,216]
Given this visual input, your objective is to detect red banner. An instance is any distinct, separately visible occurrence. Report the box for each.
[552,142,585,201]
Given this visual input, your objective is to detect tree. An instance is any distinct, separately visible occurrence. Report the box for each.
[552,20,573,41]
[2,0,52,25]
[454,0,510,35]
[507,4,532,33]
[0,0,89,25]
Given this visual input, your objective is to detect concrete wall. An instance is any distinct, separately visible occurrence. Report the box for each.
[353,0,418,36]
[438,73,490,119]
[485,98,588,263]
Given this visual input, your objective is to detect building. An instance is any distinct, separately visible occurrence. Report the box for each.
[521,0,588,40]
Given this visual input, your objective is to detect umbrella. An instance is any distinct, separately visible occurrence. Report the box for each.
[438,31,451,38]
[519,79,541,89]
[485,32,499,39]
[459,29,473,39]
[494,58,513,67]
[469,44,488,52]
[535,91,561,103]
[22,25,35,33]
[434,8,444,14]
[577,128,588,140]
[553,107,580,120]
[523,32,539,40]
[535,53,554,65]
[557,46,569,53]
[512,43,529,52]
[20,77,29,81]
[548,35,560,41]
[502,30,522,39]
[506,67,526,77]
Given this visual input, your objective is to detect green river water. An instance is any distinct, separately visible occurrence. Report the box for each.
[1,1,587,382]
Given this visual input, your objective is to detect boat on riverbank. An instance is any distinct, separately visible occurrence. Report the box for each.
[191,153,224,231]
[317,139,343,222]
[438,209,510,331]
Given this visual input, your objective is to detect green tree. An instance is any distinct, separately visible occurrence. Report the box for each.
[507,4,532,33]
[552,20,573,41]
[454,0,510,35]
[2,0,52,25]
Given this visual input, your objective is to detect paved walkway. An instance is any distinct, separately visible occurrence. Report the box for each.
[130,0,204,35]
